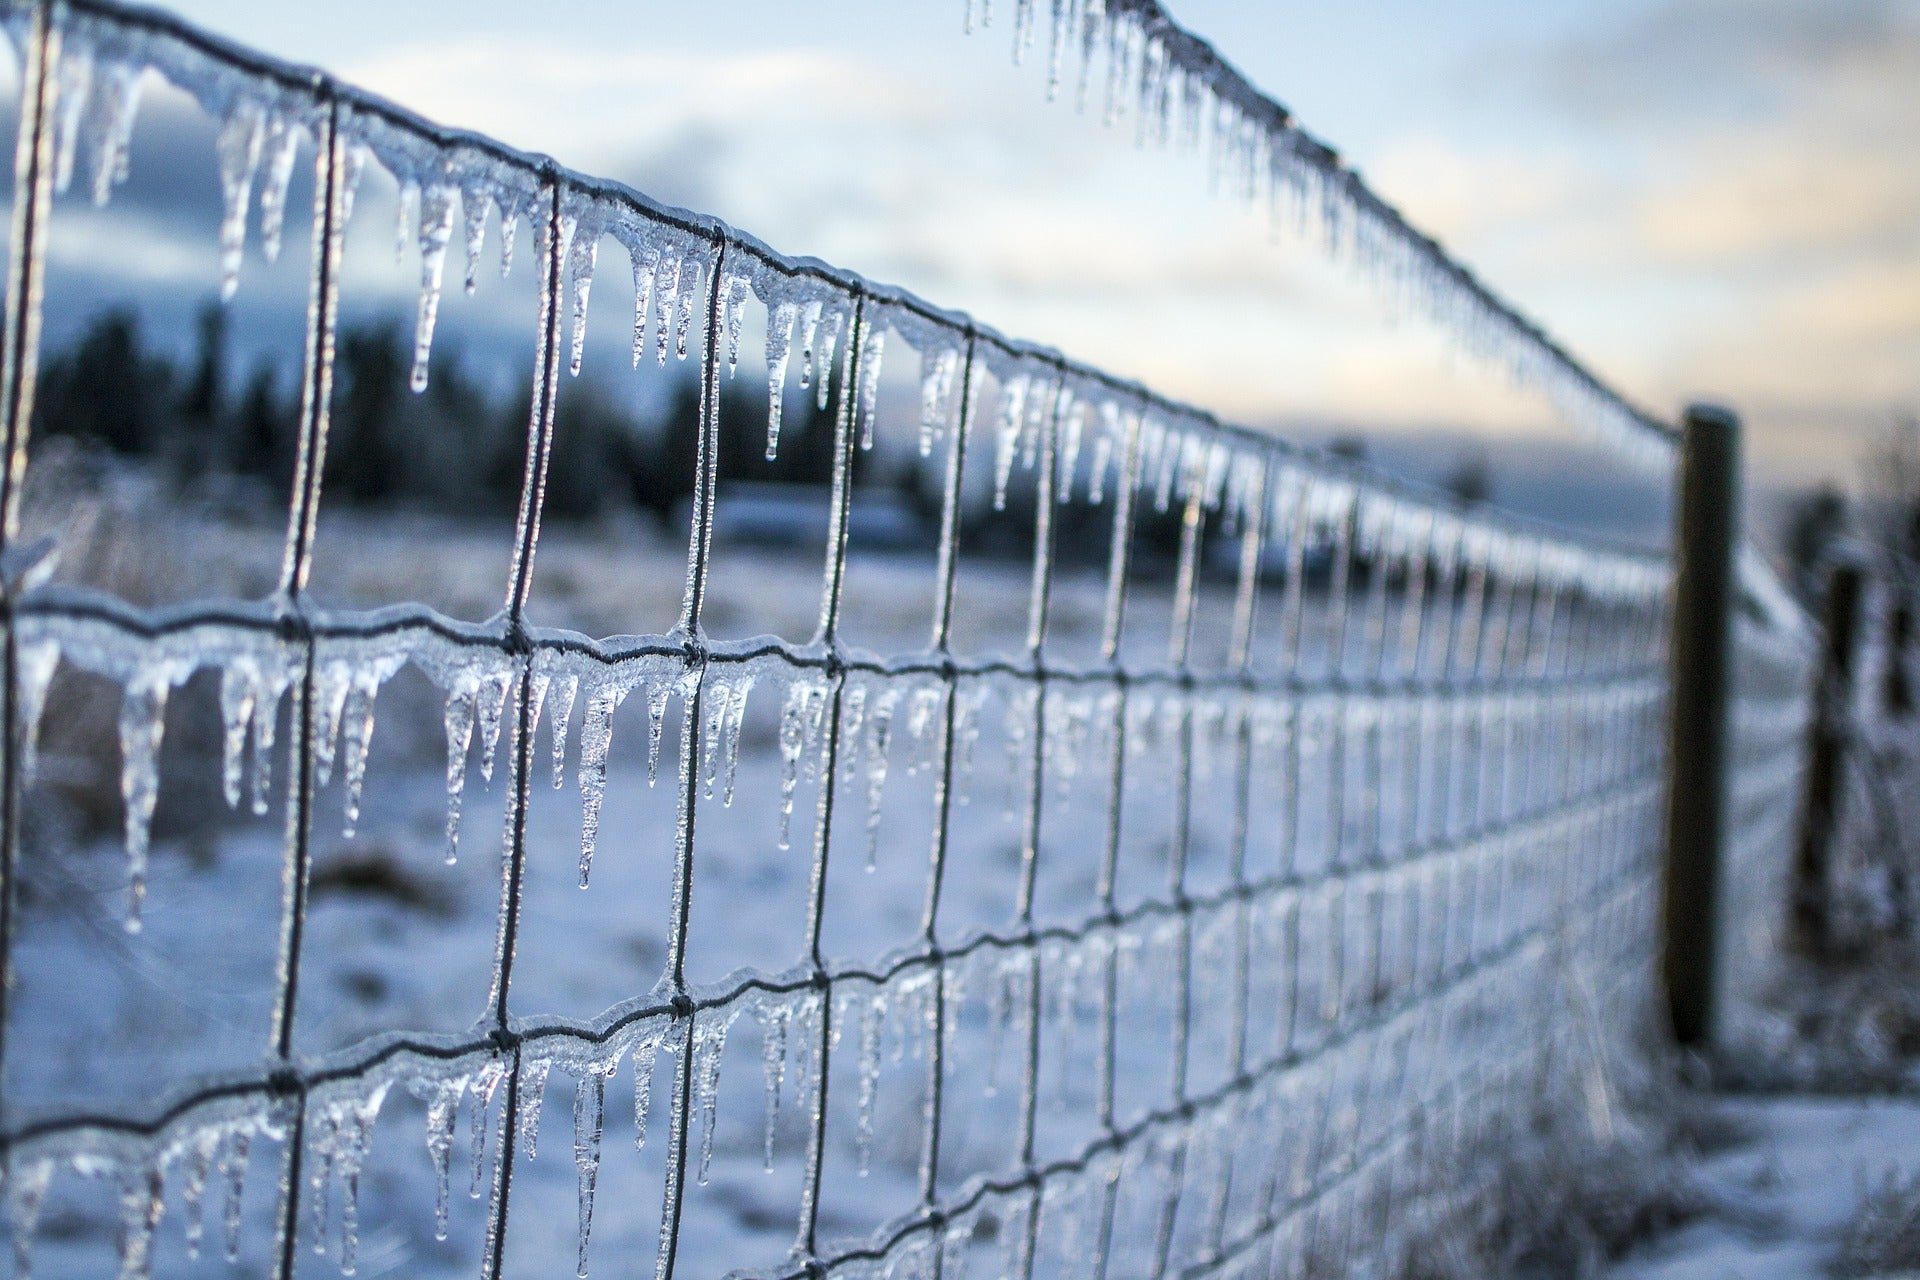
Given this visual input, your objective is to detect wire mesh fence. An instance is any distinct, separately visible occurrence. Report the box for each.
[0,2,1823,1279]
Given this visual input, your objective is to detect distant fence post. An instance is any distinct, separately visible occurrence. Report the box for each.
[1791,558,1864,958]
[1885,597,1911,718]
[1661,404,1740,1050]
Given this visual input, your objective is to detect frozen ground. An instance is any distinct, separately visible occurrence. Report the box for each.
[1608,1093,1920,1280]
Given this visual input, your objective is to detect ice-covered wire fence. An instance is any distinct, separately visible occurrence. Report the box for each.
[0,2,1813,1280]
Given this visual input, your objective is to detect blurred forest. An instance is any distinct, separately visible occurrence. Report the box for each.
[28,300,1194,568]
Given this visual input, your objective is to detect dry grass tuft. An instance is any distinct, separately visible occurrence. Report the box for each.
[1835,1170,1920,1277]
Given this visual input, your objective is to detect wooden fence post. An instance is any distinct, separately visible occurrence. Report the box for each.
[1661,404,1740,1049]
[1792,558,1863,958]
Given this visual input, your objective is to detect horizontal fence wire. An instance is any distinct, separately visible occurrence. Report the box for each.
[0,2,1816,1279]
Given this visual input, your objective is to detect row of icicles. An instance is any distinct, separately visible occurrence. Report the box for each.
[19,606,1657,938]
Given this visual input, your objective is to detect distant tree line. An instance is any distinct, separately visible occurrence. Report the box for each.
[29,300,1198,568]
[32,301,856,526]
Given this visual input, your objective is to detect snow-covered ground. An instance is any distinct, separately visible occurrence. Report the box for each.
[1609,1094,1920,1280]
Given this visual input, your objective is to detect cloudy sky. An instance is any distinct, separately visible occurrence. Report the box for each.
[52,0,1920,491]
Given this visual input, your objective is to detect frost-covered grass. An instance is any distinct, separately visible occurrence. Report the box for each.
[1395,1032,1742,1280]
[1835,1168,1920,1278]
[1604,1095,1920,1280]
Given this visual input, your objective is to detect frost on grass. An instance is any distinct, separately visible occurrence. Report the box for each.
[1836,1170,1920,1279]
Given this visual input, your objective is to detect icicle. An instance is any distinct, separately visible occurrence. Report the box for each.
[442,673,479,865]
[993,376,1031,511]
[1087,406,1117,505]
[1057,397,1087,502]
[1045,0,1073,98]
[757,998,791,1171]
[1000,1192,1034,1280]
[951,684,989,807]
[496,202,520,277]
[425,1081,460,1240]
[178,1126,220,1259]
[219,658,261,810]
[700,678,727,802]
[857,327,887,451]
[674,254,706,361]
[519,1058,553,1158]
[644,681,671,787]
[235,658,275,813]
[651,251,682,366]
[335,1085,388,1276]
[567,221,598,377]
[854,993,885,1176]
[983,955,1017,1094]
[814,306,843,411]
[692,1008,737,1186]
[765,301,797,460]
[1051,944,1082,1100]
[394,180,418,264]
[919,346,961,457]
[340,655,404,837]
[310,660,353,789]
[474,668,513,785]
[777,679,825,850]
[411,185,460,392]
[724,273,750,374]
[119,663,184,932]
[1013,0,1036,63]
[863,685,898,871]
[87,62,145,209]
[340,141,370,228]
[51,46,92,197]
[840,684,870,788]
[632,1024,665,1151]
[115,1162,164,1280]
[720,676,751,807]
[904,686,944,776]
[545,671,578,789]
[573,1062,616,1277]
[307,1106,339,1255]
[257,116,300,262]
[220,1129,251,1262]
[629,247,657,367]
[5,1159,51,1280]
[468,1059,505,1198]
[578,679,631,889]
[16,639,59,786]
[797,299,822,392]
[215,100,267,301]
[461,186,491,293]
